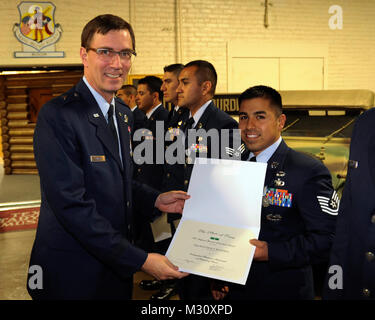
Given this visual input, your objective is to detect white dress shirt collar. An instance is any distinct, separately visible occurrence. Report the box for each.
[83,76,115,122]
[248,136,282,163]
[146,103,162,119]
[189,100,212,128]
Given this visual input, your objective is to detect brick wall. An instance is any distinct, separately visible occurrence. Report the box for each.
[0,0,374,93]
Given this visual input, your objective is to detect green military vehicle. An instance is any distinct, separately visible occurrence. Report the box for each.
[214,89,375,194]
[281,90,374,194]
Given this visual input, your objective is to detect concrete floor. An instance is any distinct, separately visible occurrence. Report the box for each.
[0,160,178,300]
[0,164,40,205]
[0,225,171,300]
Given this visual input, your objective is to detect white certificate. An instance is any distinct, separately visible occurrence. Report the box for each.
[166,158,267,284]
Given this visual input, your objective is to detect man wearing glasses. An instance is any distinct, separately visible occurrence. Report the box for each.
[27,14,189,300]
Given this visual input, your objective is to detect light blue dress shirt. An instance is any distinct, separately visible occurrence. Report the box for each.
[83,76,123,164]
[247,136,282,163]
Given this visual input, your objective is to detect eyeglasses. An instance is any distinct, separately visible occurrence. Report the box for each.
[87,47,137,63]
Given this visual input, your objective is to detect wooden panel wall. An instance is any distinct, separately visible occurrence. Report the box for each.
[0,70,83,174]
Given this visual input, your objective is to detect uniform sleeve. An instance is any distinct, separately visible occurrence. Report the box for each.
[132,180,160,216]
[34,103,148,278]
[323,117,361,299]
[268,162,337,269]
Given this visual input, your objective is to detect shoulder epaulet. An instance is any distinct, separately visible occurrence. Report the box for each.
[60,87,81,105]
[115,96,127,107]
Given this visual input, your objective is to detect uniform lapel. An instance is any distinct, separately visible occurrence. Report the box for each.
[194,101,216,129]
[264,140,289,187]
[115,103,132,178]
[77,80,123,170]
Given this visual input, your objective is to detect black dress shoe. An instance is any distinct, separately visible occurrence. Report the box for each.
[139,279,162,291]
[150,286,177,300]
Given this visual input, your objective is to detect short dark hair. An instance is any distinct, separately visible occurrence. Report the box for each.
[163,63,184,77]
[239,85,283,116]
[184,60,217,95]
[138,76,163,102]
[119,84,137,96]
[81,14,136,50]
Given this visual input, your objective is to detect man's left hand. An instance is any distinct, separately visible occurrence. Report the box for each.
[155,191,190,213]
[250,239,269,261]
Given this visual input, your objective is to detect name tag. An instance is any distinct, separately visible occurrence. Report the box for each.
[90,155,106,162]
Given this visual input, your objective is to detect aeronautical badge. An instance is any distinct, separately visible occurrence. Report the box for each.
[225,144,246,158]
[264,187,293,208]
[317,190,340,215]
[270,162,279,169]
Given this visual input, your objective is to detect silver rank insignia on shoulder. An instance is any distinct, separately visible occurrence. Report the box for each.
[348,160,358,169]
[93,113,100,118]
[317,190,340,215]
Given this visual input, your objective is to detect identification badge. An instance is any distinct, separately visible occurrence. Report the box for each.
[90,155,106,162]
[264,187,293,208]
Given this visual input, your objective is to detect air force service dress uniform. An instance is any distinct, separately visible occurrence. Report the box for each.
[324,108,375,300]
[132,104,169,252]
[229,139,337,299]
[133,104,169,190]
[174,101,239,299]
[27,79,160,300]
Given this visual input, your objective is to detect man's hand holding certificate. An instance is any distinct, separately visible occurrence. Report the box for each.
[166,158,267,284]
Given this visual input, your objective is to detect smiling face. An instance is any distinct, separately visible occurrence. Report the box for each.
[80,29,133,103]
[239,97,286,156]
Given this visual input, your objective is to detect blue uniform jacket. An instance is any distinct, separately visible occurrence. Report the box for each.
[27,79,159,299]
[230,140,337,299]
[324,108,375,300]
